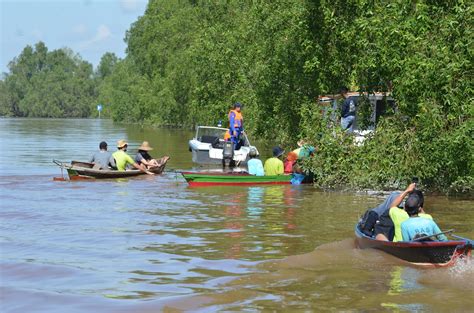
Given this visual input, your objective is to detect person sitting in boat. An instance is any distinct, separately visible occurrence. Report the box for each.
[401,194,447,242]
[89,141,115,170]
[227,102,244,149]
[364,183,432,241]
[359,191,401,238]
[247,148,264,176]
[389,186,438,242]
[135,141,160,168]
[264,147,285,176]
[284,151,298,174]
[374,183,434,242]
[113,140,154,175]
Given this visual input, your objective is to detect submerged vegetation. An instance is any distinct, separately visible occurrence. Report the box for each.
[1,1,472,194]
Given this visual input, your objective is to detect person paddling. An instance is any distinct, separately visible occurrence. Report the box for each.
[135,141,160,168]
[112,140,154,175]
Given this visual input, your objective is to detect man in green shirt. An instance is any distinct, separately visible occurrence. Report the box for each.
[112,140,154,175]
[385,184,433,242]
[264,146,285,176]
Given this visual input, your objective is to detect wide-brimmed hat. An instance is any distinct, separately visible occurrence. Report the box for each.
[117,139,128,148]
[272,146,285,158]
[138,141,153,151]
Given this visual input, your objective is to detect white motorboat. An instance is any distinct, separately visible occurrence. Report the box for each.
[188,126,259,165]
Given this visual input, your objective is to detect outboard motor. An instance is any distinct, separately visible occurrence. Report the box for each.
[223,141,234,160]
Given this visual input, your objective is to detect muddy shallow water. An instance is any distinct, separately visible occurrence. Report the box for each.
[1,118,473,312]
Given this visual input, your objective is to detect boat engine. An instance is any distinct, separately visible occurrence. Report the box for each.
[223,141,234,160]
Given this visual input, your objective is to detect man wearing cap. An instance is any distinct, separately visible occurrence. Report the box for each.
[89,141,115,170]
[227,102,244,149]
[247,148,264,176]
[112,140,154,175]
[373,183,434,241]
[264,147,285,176]
[401,195,447,242]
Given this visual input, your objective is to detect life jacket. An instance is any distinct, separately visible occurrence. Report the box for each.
[224,130,231,141]
[228,110,243,129]
[284,151,298,173]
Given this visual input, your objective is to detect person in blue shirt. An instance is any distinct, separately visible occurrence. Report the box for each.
[401,194,448,241]
[340,87,356,133]
[89,141,115,169]
[247,148,264,176]
[228,102,244,149]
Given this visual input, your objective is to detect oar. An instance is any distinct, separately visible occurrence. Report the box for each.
[412,229,454,242]
[451,234,474,245]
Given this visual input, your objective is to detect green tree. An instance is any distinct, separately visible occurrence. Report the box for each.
[96,52,119,79]
[1,42,95,117]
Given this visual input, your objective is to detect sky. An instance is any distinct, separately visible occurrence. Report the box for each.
[0,0,148,74]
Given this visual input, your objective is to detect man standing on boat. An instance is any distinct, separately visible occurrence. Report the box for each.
[227,102,244,149]
[112,140,154,175]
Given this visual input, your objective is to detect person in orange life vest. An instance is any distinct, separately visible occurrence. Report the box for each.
[228,102,244,149]
[224,130,231,141]
[284,151,298,173]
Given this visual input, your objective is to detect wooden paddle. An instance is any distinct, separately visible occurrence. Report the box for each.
[412,229,454,242]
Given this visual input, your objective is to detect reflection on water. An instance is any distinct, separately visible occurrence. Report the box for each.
[0,118,473,312]
[247,187,264,219]
[382,266,424,311]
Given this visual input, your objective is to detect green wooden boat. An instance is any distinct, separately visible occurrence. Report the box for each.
[180,171,292,186]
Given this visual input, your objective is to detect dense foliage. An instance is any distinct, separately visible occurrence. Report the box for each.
[1,1,472,193]
[298,0,473,194]
[111,0,472,193]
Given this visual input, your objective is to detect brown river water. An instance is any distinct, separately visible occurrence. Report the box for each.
[1,118,473,312]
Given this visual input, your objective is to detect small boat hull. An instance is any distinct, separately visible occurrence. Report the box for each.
[354,225,471,267]
[61,156,169,180]
[181,171,292,186]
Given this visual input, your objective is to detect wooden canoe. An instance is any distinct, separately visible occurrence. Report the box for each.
[55,156,170,180]
[354,224,472,267]
[180,171,292,186]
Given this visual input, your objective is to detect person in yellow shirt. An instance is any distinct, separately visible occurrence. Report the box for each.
[264,146,285,176]
[112,140,154,175]
[375,183,433,241]
[389,188,435,242]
